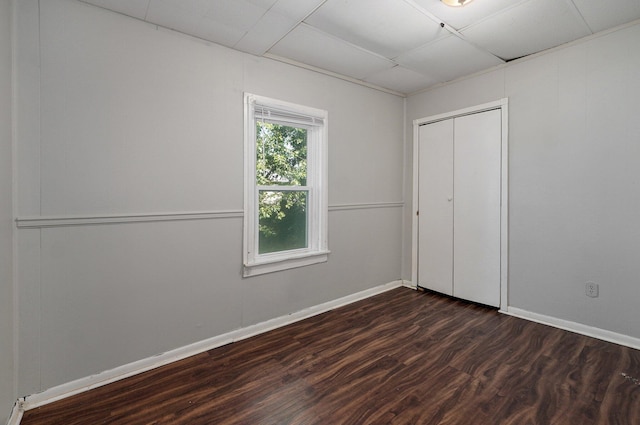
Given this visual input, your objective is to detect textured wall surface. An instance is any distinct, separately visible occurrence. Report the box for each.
[0,0,15,420]
[14,0,404,396]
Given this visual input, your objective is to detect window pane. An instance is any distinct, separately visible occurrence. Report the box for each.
[259,190,308,254]
[256,122,307,186]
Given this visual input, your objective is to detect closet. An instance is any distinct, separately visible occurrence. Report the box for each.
[415,105,505,308]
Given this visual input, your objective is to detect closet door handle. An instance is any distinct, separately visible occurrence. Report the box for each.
[447,197,453,202]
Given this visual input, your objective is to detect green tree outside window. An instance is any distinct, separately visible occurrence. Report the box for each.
[256,122,308,254]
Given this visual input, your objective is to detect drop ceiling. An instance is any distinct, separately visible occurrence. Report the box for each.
[80,0,640,95]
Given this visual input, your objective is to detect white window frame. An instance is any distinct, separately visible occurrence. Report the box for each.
[243,93,329,277]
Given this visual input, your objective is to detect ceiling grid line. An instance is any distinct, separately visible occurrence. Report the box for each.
[259,0,330,55]
[401,0,506,63]
[564,0,595,34]
[142,0,151,20]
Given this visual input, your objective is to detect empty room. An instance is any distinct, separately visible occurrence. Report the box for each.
[1,0,640,424]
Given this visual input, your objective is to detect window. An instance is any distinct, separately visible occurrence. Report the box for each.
[243,93,329,277]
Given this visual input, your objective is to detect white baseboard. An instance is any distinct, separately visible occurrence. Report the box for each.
[19,280,404,413]
[504,307,640,350]
[401,280,416,289]
[13,282,639,424]
[5,400,23,425]
[399,282,640,350]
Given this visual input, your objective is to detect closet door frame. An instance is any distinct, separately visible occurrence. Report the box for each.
[411,99,509,311]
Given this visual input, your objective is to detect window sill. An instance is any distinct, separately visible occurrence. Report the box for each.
[243,250,330,277]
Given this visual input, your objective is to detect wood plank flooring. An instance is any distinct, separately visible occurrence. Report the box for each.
[21,287,640,424]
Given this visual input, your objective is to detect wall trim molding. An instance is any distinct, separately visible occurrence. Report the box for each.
[17,280,404,414]
[328,201,404,212]
[15,210,245,228]
[504,307,640,351]
[15,202,405,228]
[263,53,406,98]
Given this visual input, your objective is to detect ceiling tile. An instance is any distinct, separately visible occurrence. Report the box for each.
[572,0,640,33]
[411,0,526,31]
[80,0,150,19]
[396,34,503,82]
[364,66,439,94]
[269,0,327,21]
[305,0,446,59]
[200,0,274,27]
[145,0,274,47]
[245,0,280,8]
[233,12,294,55]
[145,2,239,47]
[461,0,592,60]
[268,23,395,80]
[81,0,640,94]
[235,0,327,56]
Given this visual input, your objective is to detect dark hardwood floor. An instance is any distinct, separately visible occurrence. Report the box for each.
[21,287,640,424]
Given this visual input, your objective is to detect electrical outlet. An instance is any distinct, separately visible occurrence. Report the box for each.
[585,282,599,298]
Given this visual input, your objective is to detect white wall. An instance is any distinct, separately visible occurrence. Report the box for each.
[14,0,404,396]
[0,0,15,420]
[407,22,640,340]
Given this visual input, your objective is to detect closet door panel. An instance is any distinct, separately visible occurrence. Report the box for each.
[453,110,501,307]
[418,120,454,295]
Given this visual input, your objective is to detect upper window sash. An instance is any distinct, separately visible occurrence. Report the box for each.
[253,103,325,127]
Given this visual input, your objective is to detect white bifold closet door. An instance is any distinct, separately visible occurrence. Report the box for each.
[418,119,454,296]
[418,109,501,307]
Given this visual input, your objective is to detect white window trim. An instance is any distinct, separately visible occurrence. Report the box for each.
[243,93,329,277]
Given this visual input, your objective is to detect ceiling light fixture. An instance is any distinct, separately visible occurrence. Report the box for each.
[441,0,474,6]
